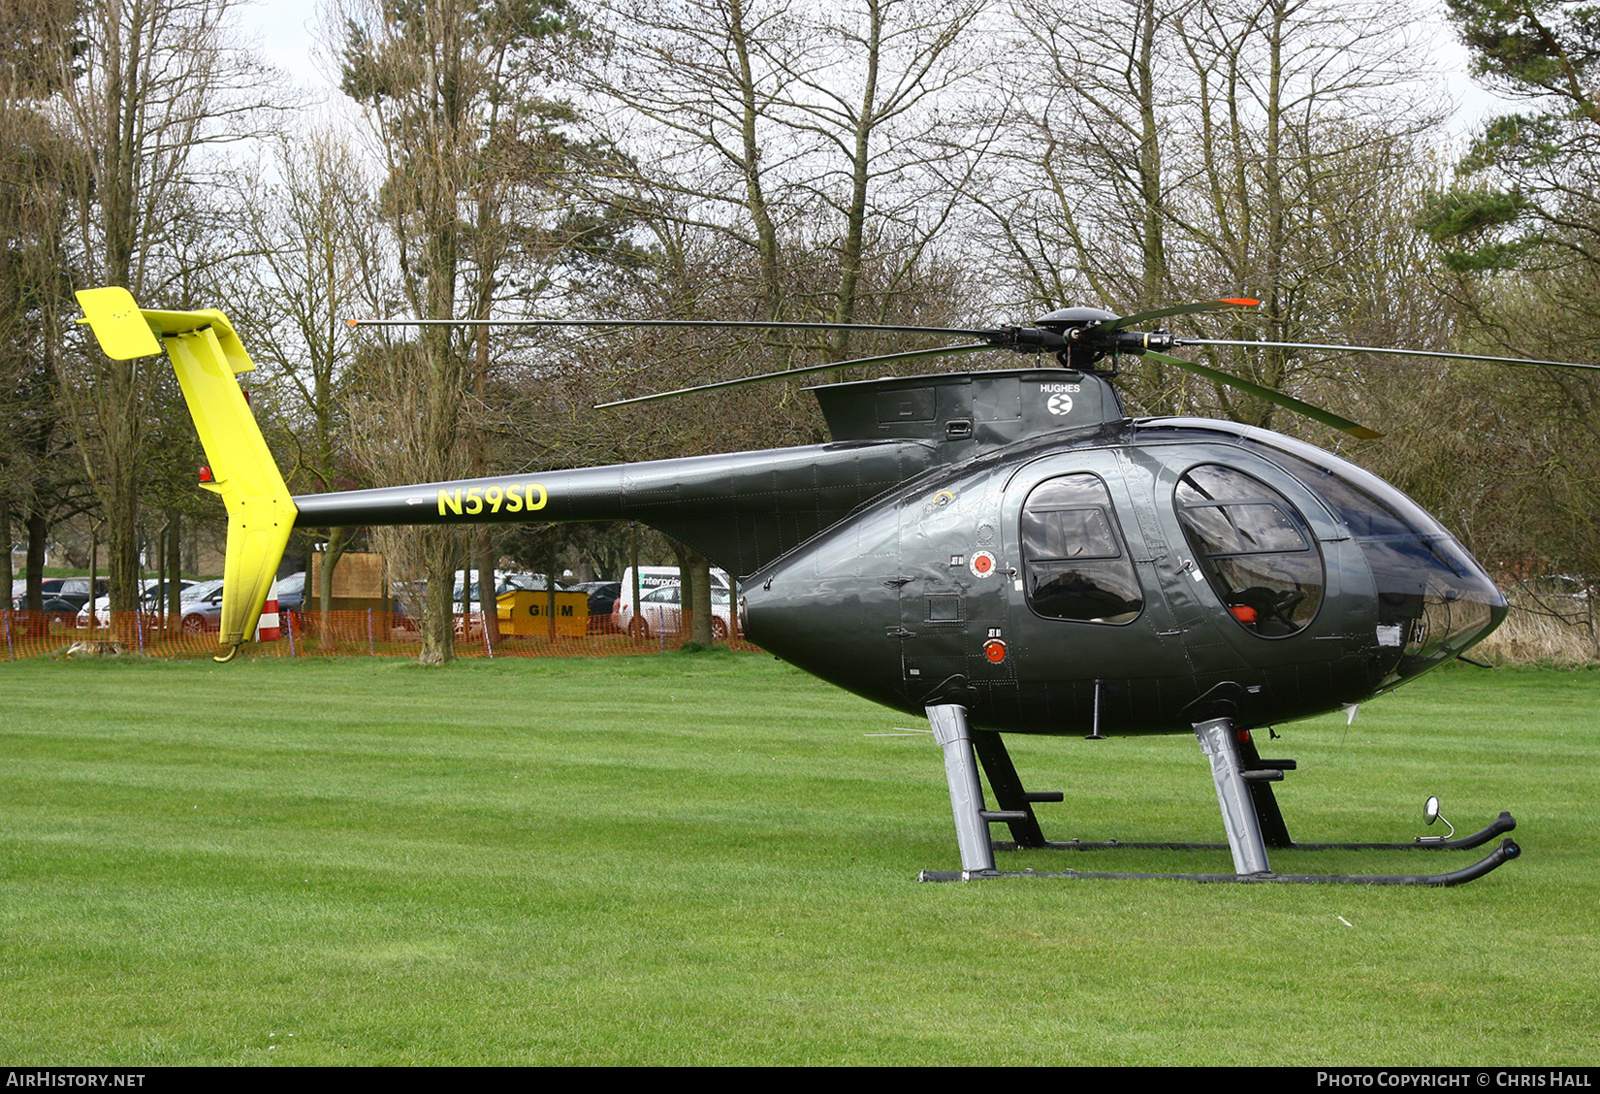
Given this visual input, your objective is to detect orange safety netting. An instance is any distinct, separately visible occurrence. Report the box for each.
[0,610,762,662]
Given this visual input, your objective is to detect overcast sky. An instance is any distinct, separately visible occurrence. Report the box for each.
[235,0,338,104]
[231,0,1519,150]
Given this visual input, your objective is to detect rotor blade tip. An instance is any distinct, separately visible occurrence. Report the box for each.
[1220,298,1260,307]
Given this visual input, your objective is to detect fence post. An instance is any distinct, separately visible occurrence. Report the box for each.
[367,608,375,657]
[3,610,11,662]
[482,611,493,658]
[285,610,296,657]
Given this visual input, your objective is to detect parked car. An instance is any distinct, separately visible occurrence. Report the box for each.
[566,581,623,633]
[61,577,109,612]
[175,575,306,633]
[176,579,226,633]
[11,577,59,607]
[16,577,107,614]
[46,595,82,618]
[13,577,107,623]
[77,578,197,627]
[618,583,732,641]
[273,571,306,614]
[17,592,81,625]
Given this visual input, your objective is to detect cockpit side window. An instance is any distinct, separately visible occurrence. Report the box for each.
[1175,465,1324,637]
[1021,473,1143,624]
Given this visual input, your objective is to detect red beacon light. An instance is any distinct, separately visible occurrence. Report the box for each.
[198,466,214,483]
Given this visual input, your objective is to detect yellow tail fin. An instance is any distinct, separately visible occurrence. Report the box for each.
[76,287,298,660]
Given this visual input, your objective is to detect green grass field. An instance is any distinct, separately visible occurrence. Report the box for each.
[2,652,1595,1065]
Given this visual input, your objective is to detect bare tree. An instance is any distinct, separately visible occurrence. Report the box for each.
[335,0,588,662]
[967,0,1445,426]
[564,0,990,645]
[229,131,390,627]
[0,0,82,607]
[588,0,984,338]
[42,0,271,634]
[959,0,1182,312]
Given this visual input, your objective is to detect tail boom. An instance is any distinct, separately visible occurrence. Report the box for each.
[291,439,936,577]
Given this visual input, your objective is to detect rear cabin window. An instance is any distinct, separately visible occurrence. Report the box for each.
[1174,465,1323,636]
[1021,474,1143,624]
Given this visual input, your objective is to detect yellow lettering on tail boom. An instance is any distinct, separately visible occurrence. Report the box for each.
[434,482,547,519]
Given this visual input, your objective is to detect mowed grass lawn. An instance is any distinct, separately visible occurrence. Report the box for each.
[1,652,1595,1065]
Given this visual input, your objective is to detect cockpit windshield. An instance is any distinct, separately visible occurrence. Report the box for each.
[1233,432,1506,685]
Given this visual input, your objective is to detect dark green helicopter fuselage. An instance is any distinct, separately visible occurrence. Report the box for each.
[295,368,1505,737]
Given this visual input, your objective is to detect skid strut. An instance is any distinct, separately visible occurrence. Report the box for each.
[921,708,1522,885]
[1196,717,1271,874]
[970,728,1061,848]
[925,703,998,876]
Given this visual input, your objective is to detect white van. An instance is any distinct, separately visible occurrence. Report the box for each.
[613,566,730,638]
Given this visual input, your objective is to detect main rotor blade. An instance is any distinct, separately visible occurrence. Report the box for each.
[596,343,997,408]
[350,316,996,339]
[1099,298,1260,332]
[1181,339,1600,371]
[1144,349,1382,440]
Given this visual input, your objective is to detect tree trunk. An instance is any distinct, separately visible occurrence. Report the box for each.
[0,493,11,607]
[629,521,641,642]
[24,508,47,611]
[166,510,181,630]
[88,526,99,629]
[318,525,350,651]
[668,538,694,642]
[688,549,714,647]
[545,540,557,641]
[419,529,457,665]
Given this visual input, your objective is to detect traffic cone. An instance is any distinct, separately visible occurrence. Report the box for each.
[256,580,281,642]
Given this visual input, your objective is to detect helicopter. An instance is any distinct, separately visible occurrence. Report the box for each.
[76,286,1588,886]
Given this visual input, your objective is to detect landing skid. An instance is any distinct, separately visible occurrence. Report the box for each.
[918,839,1522,885]
[994,810,1517,854]
[921,703,1522,886]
